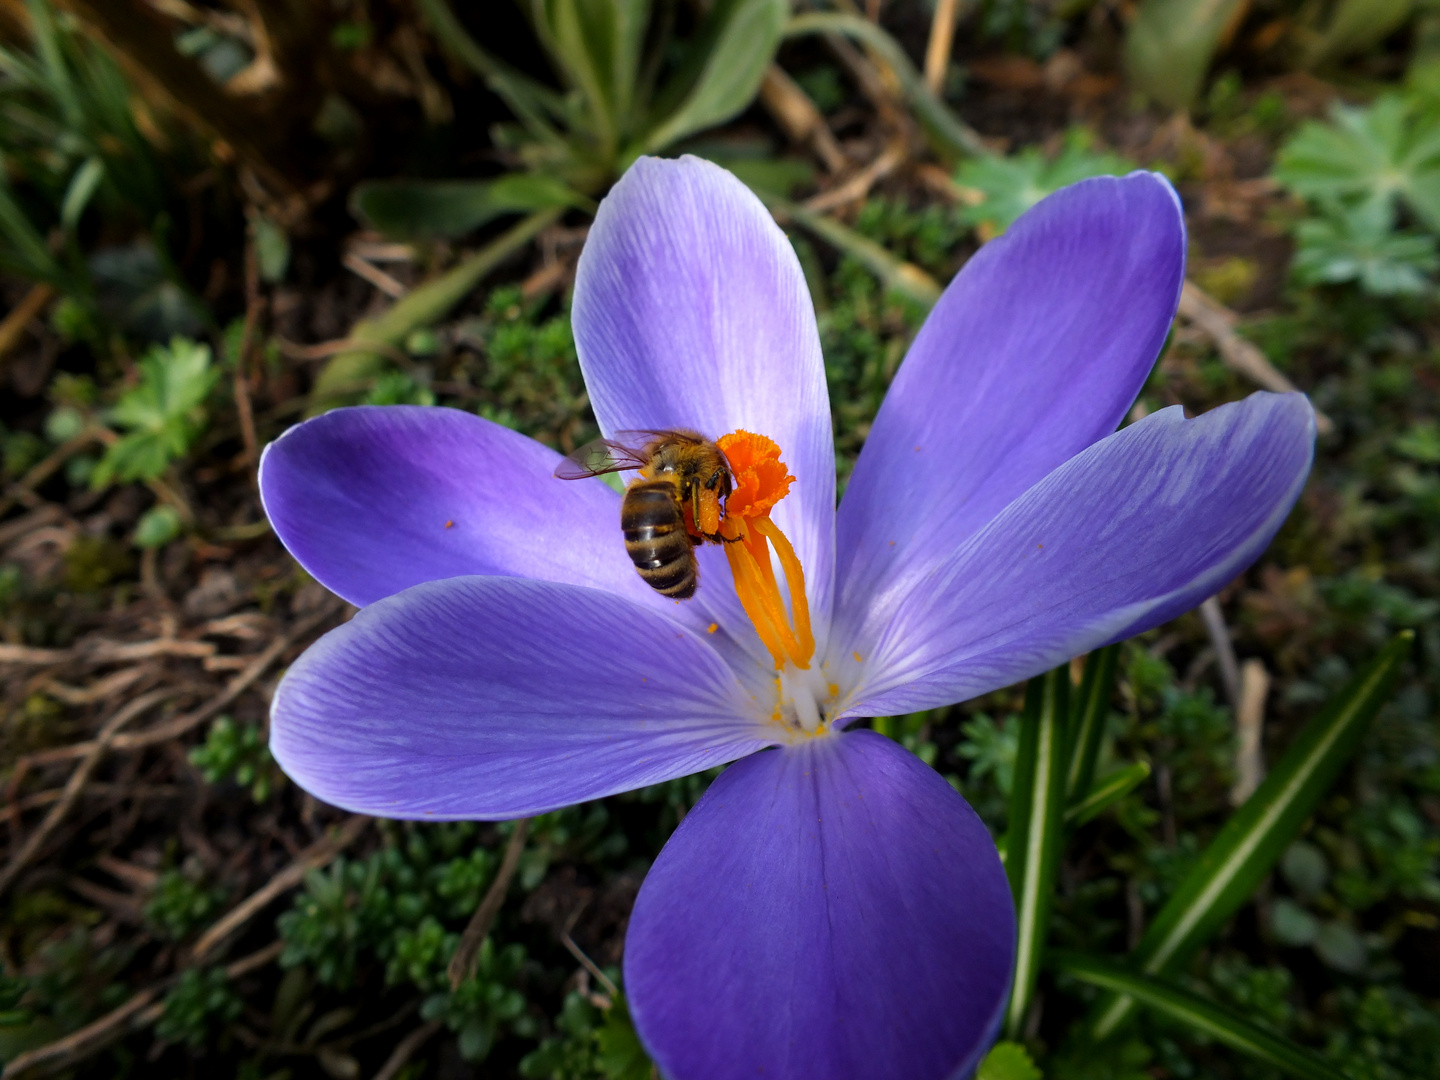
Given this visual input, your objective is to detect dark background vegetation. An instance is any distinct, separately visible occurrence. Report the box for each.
[0,0,1436,1077]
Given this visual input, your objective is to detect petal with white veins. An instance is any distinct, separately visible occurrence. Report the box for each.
[836,173,1185,627]
[260,405,653,608]
[573,156,835,659]
[840,393,1315,719]
[270,575,775,819]
[625,729,1014,1080]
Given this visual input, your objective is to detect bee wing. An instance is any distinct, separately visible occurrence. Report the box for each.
[553,436,652,479]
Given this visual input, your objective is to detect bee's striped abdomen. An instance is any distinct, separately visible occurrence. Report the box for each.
[621,480,697,598]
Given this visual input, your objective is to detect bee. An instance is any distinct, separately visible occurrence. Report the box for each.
[554,429,733,599]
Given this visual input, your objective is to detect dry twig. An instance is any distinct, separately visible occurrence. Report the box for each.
[0,687,184,899]
[1231,659,1270,806]
[923,0,961,95]
[1178,281,1334,435]
[1,939,286,1078]
[371,1018,445,1080]
[758,66,847,173]
[0,282,55,366]
[447,819,530,989]
[803,136,908,214]
[190,814,370,961]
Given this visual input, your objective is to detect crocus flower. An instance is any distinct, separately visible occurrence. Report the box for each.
[260,156,1315,1080]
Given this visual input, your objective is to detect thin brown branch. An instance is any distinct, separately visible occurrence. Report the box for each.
[20,597,344,765]
[1177,281,1334,435]
[803,136,908,214]
[0,282,55,366]
[1231,659,1270,806]
[0,687,182,899]
[758,66,847,173]
[342,252,408,299]
[190,815,370,962]
[0,939,285,1078]
[234,219,262,473]
[923,0,960,95]
[371,1018,445,1080]
[0,984,163,1078]
[447,819,529,990]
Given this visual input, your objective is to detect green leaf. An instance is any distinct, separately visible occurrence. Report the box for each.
[1291,199,1437,296]
[416,0,570,147]
[595,995,652,1080]
[253,214,290,284]
[643,0,787,155]
[1274,96,1440,233]
[1066,760,1151,828]
[1089,632,1413,1039]
[527,0,651,155]
[59,155,103,232]
[1056,953,1349,1080]
[1122,0,1247,109]
[1004,666,1070,1038]
[957,132,1134,236]
[132,504,182,549]
[977,1041,1043,1080]
[1066,643,1121,804]
[1296,0,1414,69]
[350,174,587,240]
[93,337,216,487]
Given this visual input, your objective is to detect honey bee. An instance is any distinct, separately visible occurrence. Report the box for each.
[555,429,733,599]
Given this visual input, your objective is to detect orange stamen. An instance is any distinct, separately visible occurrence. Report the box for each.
[717,431,813,671]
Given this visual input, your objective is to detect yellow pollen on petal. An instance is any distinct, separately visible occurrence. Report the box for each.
[717,430,813,673]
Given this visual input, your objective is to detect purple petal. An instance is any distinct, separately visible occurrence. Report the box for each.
[270,575,775,819]
[572,156,835,654]
[625,729,1014,1080]
[259,405,653,609]
[838,393,1315,718]
[835,173,1185,630]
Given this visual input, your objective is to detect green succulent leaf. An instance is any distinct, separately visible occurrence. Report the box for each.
[1057,953,1348,1080]
[528,0,652,154]
[643,0,787,155]
[1089,631,1413,1039]
[1275,96,1440,232]
[1123,0,1247,110]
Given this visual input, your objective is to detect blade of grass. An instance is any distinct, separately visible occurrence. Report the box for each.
[1066,760,1150,828]
[1066,643,1120,804]
[308,208,561,412]
[1056,953,1346,1080]
[1004,666,1070,1039]
[761,193,941,308]
[415,0,570,146]
[782,12,989,160]
[1090,631,1413,1039]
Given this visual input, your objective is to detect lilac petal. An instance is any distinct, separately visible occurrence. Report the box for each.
[270,575,774,818]
[625,729,1014,1080]
[572,155,835,653]
[839,393,1315,719]
[835,173,1185,629]
[259,405,653,608]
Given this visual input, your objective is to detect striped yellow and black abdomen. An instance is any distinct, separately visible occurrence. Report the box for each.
[621,480,697,598]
